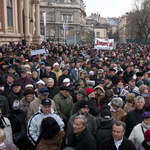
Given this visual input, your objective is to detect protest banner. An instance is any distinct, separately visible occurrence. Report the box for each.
[94,38,114,50]
[31,49,46,56]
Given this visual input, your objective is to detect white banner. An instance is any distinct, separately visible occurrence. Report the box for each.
[43,12,46,26]
[95,38,114,50]
[31,49,46,56]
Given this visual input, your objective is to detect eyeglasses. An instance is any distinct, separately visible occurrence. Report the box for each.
[71,122,82,127]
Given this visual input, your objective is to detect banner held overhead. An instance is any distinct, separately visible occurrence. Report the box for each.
[95,38,114,50]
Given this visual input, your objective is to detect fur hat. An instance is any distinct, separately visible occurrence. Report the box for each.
[94,84,105,93]
[139,85,147,93]
[126,93,135,103]
[23,89,35,96]
[24,64,31,69]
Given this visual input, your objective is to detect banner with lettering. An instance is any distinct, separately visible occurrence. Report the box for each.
[31,49,46,56]
[95,38,114,50]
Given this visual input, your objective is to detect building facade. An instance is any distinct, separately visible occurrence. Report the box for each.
[40,0,86,42]
[0,0,42,46]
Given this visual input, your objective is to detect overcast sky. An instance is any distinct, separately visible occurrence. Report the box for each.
[85,0,134,18]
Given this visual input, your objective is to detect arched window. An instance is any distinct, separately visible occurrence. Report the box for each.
[7,0,12,27]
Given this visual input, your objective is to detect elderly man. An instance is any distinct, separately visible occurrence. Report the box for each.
[27,98,64,146]
[7,82,23,110]
[67,100,97,137]
[125,96,145,138]
[47,78,59,99]
[45,66,57,86]
[27,87,57,123]
[53,85,73,125]
[16,69,35,91]
[68,115,97,150]
[99,121,136,150]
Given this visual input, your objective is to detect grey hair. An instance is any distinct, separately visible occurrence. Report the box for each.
[134,96,145,104]
[75,115,88,126]
[46,66,51,70]
[47,78,54,83]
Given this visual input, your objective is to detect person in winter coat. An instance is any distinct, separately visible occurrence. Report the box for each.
[52,63,62,86]
[124,93,135,113]
[125,96,146,138]
[20,89,37,114]
[58,67,73,86]
[94,84,105,105]
[47,78,59,99]
[36,117,65,150]
[95,109,114,148]
[27,98,64,146]
[99,121,137,150]
[95,69,105,86]
[67,100,97,138]
[0,94,9,116]
[85,88,101,116]
[109,68,120,85]
[129,111,150,149]
[139,84,150,107]
[78,78,89,90]
[68,115,97,150]
[7,82,23,110]
[110,97,127,121]
[103,75,113,91]
[0,108,13,144]
[138,129,150,150]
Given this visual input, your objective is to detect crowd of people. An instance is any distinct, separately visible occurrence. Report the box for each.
[0,42,150,150]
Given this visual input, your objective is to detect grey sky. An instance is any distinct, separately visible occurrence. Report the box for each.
[85,0,134,18]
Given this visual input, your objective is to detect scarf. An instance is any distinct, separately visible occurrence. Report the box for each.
[141,93,148,98]
[142,121,150,130]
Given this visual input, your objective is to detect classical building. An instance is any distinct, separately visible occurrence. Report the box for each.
[0,0,42,46]
[118,13,129,42]
[40,0,86,42]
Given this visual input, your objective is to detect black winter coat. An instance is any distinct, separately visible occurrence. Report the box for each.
[100,97,111,107]
[111,74,120,85]
[124,108,145,138]
[68,127,97,150]
[95,119,114,147]
[0,95,10,115]
[46,72,57,86]
[48,86,59,99]
[99,136,137,150]
[123,70,134,84]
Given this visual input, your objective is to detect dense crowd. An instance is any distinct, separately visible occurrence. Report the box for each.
[0,42,150,150]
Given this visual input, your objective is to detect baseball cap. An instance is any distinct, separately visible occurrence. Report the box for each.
[39,87,49,96]
[41,98,51,105]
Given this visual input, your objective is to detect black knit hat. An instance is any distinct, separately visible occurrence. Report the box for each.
[12,82,21,88]
[100,109,112,120]
[79,100,89,109]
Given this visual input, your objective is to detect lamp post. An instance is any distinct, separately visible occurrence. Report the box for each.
[22,12,34,46]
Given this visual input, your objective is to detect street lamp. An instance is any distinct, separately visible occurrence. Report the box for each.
[22,13,34,46]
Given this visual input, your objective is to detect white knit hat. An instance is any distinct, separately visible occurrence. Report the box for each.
[53,62,59,67]
[37,80,45,86]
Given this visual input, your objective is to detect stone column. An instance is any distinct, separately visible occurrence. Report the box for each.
[14,0,18,33]
[2,0,8,33]
[19,0,23,34]
[24,0,29,35]
[35,2,40,35]
[30,2,34,35]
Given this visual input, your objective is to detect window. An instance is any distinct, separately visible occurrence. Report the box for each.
[50,14,54,21]
[41,28,44,35]
[97,32,100,37]
[62,14,73,22]
[7,0,13,27]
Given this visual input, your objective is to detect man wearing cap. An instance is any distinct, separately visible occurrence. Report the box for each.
[103,75,113,91]
[7,82,23,110]
[95,109,114,147]
[53,85,73,126]
[27,87,57,123]
[52,62,62,86]
[99,121,136,150]
[95,69,104,86]
[27,98,64,146]
[16,69,35,91]
[67,100,97,137]
[125,78,140,97]
[3,74,15,94]
[58,67,73,86]
[72,89,88,114]
[31,59,40,72]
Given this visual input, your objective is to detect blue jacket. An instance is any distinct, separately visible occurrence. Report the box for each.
[70,68,82,83]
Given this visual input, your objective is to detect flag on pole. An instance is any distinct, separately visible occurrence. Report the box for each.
[62,21,65,30]
[64,22,67,31]
[43,12,46,26]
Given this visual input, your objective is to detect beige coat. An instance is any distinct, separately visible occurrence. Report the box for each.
[26,98,57,124]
